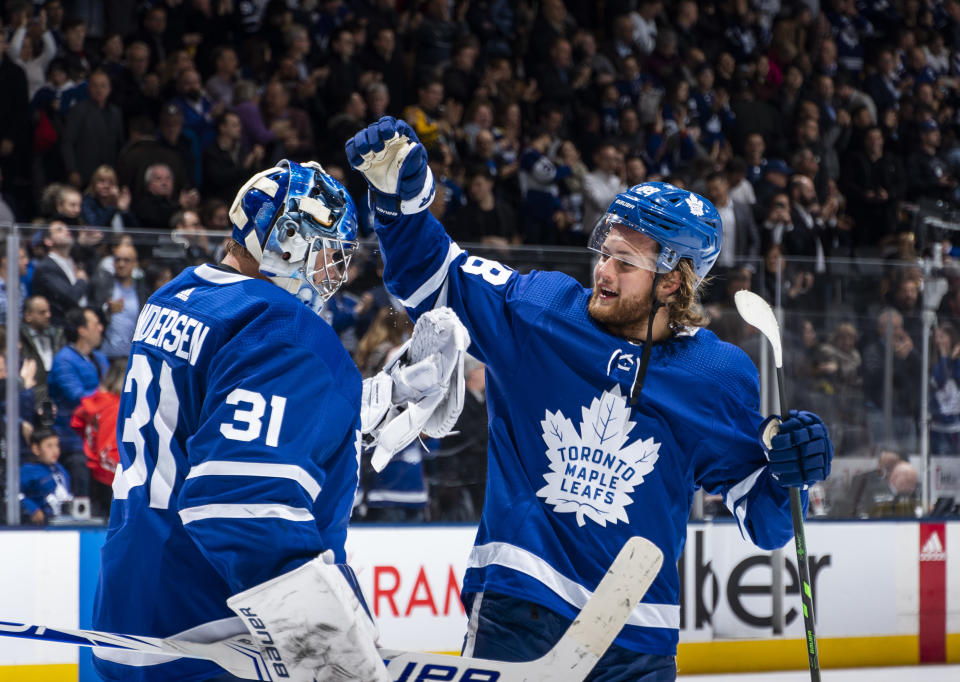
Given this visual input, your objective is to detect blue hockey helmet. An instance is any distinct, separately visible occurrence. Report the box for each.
[230,159,359,313]
[588,182,722,280]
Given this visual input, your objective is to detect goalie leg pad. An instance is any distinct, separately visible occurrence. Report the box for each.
[227,554,389,681]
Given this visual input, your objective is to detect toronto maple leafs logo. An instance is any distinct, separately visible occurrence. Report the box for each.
[685,194,705,216]
[537,385,660,527]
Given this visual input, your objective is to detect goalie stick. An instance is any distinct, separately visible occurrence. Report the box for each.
[734,290,821,682]
[0,536,662,681]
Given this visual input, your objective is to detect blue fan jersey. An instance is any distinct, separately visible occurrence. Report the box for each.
[376,211,805,656]
[92,264,361,682]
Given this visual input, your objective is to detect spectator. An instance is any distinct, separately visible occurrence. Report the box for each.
[168,209,215,266]
[155,102,200,189]
[785,174,831,285]
[449,167,518,245]
[931,322,960,456]
[59,17,90,81]
[202,110,265,203]
[518,127,571,244]
[81,165,133,230]
[428,356,488,521]
[89,242,147,360]
[862,308,921,455]
[754,158,792,210]
[0,241,29,319]
[109,41,159,122]
[705,170,760,269]
[6,8,58,99]
[582,143,627,233]
[358,26,405,115]
[131,162,198,231]
[841,126,905,251]
[907,120,956,204]
[61,70,125,189]
[48,305,107,500]
[205,46,239,107]
[261,79,315,161]
[115,115,189,200]
[20,428,71,525]
[0,29,30,217]
[19,294,63,410]
[31,222,88,327]
[69,357,125,519]
[170,67,218,153]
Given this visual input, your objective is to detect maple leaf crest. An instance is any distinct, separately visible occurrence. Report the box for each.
[685,194,705,216]
[537,385,660,527]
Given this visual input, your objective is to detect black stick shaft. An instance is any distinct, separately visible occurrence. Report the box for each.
[776,367,821,682]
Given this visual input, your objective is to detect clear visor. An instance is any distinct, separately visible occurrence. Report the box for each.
[587,214,661,272]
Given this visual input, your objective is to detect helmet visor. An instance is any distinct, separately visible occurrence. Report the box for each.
[587,214,661,273]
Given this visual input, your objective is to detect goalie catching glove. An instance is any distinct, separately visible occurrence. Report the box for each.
[226,551,388,681]
[361,307,471,472]
[344,116,435,221]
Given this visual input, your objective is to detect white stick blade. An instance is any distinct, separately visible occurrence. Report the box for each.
[733,290,783,368]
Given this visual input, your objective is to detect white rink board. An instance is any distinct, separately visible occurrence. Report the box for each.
[690,522,912,640]
[346,526,476,652]
[0,531,79,665]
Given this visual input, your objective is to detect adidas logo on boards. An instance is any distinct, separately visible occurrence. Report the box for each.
[920,531,947,562]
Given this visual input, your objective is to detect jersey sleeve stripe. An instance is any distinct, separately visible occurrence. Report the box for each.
[397,242,463,308]
[467,541,679,630]
[723,465,767,539]
[186,460,323,501]
[179,503,315,525]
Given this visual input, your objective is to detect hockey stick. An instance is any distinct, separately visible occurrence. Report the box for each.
[734,290,821,682]
[0,536,662,681]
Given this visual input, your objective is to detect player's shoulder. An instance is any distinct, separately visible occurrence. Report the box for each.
[670,327,759,397]
[512,269,589,316]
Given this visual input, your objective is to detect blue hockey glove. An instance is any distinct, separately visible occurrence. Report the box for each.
[759,410,833,489]
[344,116,435,222]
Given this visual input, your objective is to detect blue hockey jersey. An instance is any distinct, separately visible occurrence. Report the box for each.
[92,264,361,682]
[376,211,805,656]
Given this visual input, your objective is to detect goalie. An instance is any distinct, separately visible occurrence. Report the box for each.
[92,160,468,682]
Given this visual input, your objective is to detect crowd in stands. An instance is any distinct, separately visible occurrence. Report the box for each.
[5,0,960,523]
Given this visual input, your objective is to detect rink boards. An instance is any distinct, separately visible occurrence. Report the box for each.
[0,520,958,680]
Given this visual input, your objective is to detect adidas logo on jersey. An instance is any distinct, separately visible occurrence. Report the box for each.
[175,288,194,301]
[920,531,946,562]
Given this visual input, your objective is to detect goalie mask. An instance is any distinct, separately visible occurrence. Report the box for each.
[229,159,359,314]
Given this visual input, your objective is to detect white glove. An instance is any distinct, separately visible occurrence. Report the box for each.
[361,307,470,472]
[344,116,435,219]
[226,553,388,682]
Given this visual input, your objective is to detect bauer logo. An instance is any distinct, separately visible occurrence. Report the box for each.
[537,385,660,527]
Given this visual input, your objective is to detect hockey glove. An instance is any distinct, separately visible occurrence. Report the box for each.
[226,552,388,681]
[361,307,470,472]
[760,410,833,489]
[345,116,435,222]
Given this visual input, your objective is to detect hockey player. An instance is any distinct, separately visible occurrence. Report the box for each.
[92,160,468,682]
[346,118,834,680]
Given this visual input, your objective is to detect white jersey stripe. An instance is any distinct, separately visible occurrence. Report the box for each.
[467,541,680,630]
[194,264,251,285]
[179,503,314,525]
[398,242,463,309]
[186,460,323,501]
[723,465,767,543]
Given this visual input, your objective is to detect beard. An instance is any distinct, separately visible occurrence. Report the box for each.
[588,287,653,338]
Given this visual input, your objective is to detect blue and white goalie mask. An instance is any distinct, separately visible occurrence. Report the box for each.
[230,159,359,314]
[588,182,722,281]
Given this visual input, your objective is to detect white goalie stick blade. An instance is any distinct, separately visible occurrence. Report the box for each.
[733,290,784,369]
[0,537,663,682]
